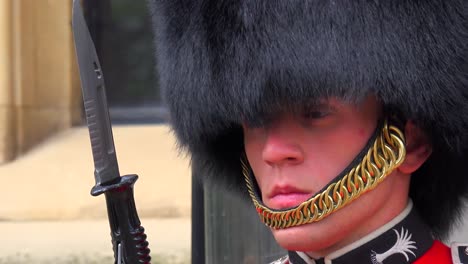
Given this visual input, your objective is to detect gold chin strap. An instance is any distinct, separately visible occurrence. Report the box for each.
[241,120,406,229]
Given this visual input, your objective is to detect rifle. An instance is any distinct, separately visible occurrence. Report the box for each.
[71,1,151,263]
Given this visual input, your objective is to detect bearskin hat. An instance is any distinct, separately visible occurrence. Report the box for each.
[148,0,468,238]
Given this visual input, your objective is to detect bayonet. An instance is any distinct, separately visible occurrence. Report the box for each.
[72,1,151,263]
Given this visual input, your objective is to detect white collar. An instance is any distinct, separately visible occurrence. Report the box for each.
[296,200,414,264]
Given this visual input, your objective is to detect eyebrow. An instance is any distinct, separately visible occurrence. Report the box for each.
[300,101,337,112]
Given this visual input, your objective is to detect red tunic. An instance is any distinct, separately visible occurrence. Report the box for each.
[414,241,452,264]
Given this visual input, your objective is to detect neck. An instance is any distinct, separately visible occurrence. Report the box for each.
[306,193,409,258]
[306,197,410,259]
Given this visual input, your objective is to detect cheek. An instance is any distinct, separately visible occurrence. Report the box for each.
[244,146,262,171]
[302,129,371,183]
[327,125,371,143]
[243,132,262,164]
[357,128,367,138]
[243,136,266,182]
[243,127,264,155]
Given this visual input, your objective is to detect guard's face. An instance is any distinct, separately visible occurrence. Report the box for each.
[242,96,409,255]
[243,96,380,211]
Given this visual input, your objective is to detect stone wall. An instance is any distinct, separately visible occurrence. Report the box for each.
[0,0,81,163]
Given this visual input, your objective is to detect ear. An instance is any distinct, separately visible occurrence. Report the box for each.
[397,121,432,175]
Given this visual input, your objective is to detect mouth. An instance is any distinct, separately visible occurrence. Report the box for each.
[267,186,312,210]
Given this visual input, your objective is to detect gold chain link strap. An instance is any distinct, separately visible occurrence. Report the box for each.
[241,120,406,229]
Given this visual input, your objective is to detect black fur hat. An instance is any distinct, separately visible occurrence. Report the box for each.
[149,0,468,238]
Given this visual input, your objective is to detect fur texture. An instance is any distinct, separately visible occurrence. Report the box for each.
[148,0,468,238]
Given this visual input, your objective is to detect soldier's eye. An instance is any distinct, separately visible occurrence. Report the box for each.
[303,110,331,119]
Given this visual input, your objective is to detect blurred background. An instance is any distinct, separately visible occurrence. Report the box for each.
[0,1,466,264]
[0,0,190,263]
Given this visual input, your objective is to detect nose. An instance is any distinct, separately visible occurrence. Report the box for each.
[262,125,304,167]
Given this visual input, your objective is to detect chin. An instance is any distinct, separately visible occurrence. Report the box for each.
[270,222,342,253]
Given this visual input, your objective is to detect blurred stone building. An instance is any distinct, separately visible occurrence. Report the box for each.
[0,0,190,222]
[0,0,163,164]
[0,0,82,163]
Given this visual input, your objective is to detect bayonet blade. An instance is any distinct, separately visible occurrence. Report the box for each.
[72,0,120,186]
[71,3,152,263]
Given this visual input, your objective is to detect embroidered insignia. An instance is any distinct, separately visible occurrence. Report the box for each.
[370,227,417,264]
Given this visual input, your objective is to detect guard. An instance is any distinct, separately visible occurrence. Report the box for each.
[149,1,468,263]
